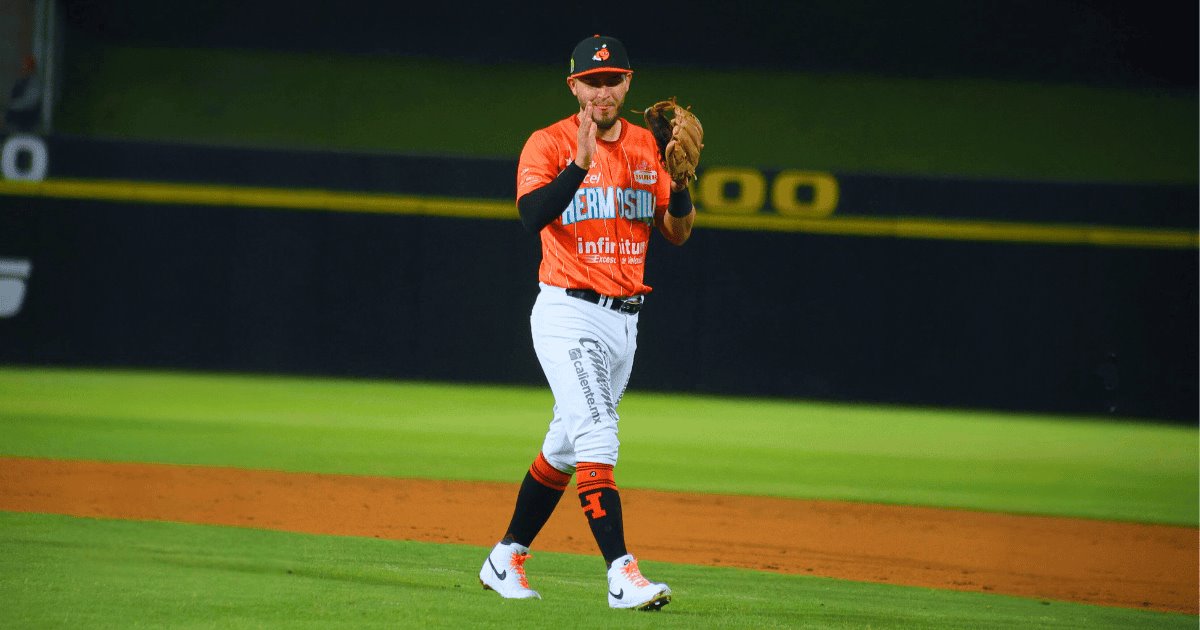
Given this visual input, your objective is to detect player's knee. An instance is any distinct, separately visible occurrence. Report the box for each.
[574,429,620,466]
[541,451,577,476]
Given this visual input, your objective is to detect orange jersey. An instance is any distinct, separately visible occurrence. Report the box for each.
[516,114,671,297]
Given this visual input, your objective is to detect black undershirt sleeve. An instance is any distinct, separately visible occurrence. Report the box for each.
[517,163,588,233]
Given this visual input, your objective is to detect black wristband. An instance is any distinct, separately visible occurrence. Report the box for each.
[667,186,693,218]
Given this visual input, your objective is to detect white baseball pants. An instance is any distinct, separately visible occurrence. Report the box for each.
[530,283,639,473]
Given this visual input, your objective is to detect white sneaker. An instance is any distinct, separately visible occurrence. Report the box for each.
[606,554,671,610]
[479,541,540,599]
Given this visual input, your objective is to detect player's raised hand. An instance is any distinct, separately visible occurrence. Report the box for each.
[575,103,597,170]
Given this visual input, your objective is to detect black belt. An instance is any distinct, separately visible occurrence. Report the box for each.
[566,288,644,314]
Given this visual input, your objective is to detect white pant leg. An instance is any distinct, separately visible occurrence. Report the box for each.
[531,285,639,472]
[610,308,638,409]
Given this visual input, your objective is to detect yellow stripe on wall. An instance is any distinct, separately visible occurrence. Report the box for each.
[697,213,1199,249]
[0,177,516,219]
[1,177,1196,249]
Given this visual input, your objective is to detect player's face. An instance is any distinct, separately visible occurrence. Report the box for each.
[569,73,631,130]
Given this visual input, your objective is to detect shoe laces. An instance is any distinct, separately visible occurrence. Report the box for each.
[621,558,652,588]
[511,552,532,588]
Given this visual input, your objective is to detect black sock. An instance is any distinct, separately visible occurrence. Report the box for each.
[579,487,627,565]
[503,470,567,547]
[576,462,628,566]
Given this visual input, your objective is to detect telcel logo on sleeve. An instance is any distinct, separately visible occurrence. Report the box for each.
[0,258,32,318]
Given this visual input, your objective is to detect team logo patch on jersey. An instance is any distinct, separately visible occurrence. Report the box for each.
[633,169,658,185]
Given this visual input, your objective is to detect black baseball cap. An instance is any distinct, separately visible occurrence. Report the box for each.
[568,34,633,79]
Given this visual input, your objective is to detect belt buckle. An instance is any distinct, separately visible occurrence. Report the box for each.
[618,295,643,314]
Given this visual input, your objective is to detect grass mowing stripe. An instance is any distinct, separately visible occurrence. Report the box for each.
[0,367,1195,525]
[1,512,1190,629]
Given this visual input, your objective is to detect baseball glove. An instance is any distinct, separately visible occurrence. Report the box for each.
[642,98,704,186]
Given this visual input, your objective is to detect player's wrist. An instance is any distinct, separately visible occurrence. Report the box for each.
[667,185,693,218]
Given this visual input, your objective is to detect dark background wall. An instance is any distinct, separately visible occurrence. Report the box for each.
[1,137,1195,422]
[60,0,1197,89]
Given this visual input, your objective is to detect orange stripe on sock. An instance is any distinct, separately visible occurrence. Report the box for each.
[529,453,571,491]
[575,462,617,493]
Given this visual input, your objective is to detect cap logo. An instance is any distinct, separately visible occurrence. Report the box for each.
[592,45,610,62]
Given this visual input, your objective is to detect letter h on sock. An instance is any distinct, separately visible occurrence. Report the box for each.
[576,462,628,564]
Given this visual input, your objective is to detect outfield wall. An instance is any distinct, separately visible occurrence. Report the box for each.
[0,135,1196,421]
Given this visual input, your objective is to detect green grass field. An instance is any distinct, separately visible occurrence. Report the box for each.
[1,368,1195,524]
[57,45,1199,184]
[2,512,1190,630]
[0,367,1196,628]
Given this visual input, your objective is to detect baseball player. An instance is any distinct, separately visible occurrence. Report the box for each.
[478,34,696,611]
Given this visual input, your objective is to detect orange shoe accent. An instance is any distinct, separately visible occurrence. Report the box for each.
[621,557,652,588]
[576,462,617,493]
[529,453,571,491]
[511,552,533,588]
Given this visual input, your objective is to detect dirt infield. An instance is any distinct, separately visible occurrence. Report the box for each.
[0,456,1195,614]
